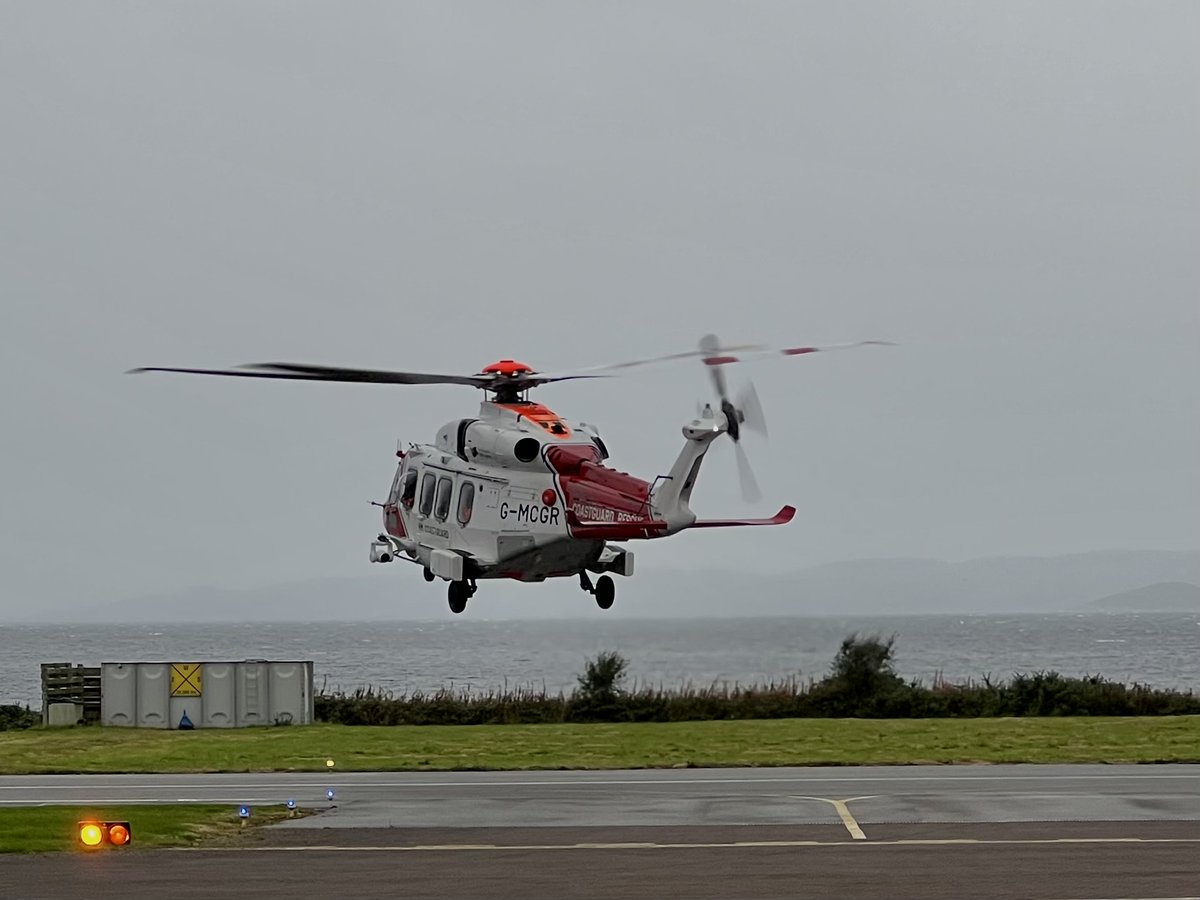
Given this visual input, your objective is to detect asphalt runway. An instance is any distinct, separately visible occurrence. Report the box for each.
[2,765,1199,899]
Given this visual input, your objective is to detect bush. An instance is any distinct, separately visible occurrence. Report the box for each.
[0,704,40,731]
[566,651,630,722]
[312,637,1200,726]
[315,682,568,726]
[807,634,913,717]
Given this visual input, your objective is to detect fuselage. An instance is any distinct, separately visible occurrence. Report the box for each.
[381,399,661,581]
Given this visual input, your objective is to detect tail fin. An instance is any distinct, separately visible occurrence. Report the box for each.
[690,505,796,528]
[649,407,727,532]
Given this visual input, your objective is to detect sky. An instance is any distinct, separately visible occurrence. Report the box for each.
[1,2,1197,618]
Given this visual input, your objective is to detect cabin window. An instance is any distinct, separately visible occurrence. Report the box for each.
[457,482,475,525]
[434,476,453,521]
[419,472,436,516]
[400,470,418,508]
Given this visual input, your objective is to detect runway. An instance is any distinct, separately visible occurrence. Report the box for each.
[2,765,1199,898]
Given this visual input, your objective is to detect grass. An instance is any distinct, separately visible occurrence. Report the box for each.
[0,804,296,853]
[1,716,1199,774]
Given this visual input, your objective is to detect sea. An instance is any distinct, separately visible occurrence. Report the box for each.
[3,613,1199,710]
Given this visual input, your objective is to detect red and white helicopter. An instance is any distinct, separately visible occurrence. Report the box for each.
[131,335,888,614]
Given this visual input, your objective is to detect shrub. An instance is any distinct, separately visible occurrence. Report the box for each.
[567,651,630,722]
[807,634,913,718]
[0,704,40,731]
[312,638,1200,726]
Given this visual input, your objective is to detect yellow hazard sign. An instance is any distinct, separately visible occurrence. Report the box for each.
[170,663,202,697]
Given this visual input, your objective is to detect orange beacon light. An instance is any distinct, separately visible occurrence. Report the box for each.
[78,821,131,848]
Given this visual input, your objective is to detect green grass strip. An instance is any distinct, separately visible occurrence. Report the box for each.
[2,716,1199,775]
[0,804,294,853]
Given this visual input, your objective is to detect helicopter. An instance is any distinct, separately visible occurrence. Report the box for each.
[130,335,889,614]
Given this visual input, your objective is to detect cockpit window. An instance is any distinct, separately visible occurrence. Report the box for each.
[457,482,475,525]
[434,477,453,521]
[419,472,436,516]
[400,471,418,508]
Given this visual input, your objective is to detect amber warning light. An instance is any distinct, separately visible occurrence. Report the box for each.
[78,821,131,848]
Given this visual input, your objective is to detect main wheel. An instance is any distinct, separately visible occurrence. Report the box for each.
[448,581,468,614]
[423,566,435,583]
[594,574,615,610]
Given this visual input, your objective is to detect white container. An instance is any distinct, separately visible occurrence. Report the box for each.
[201,662,237,728]
[268,661,312,726]
[46,702,83,727]
[100,663,137,726]
[236,661,271,727]
[136,663,170,728]
[99,660,314,728]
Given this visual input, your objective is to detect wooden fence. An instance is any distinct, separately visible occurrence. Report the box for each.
[40,662,101,724]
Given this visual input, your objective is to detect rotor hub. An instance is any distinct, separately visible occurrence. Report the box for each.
[479,360,535,378]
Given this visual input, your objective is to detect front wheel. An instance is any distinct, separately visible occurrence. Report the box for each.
[448,581,468,614]
[594,574,615,610]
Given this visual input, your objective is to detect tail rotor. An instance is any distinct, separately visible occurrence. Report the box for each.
[699,334,769,503]
[736,380,767,439]
[733,440,762,504]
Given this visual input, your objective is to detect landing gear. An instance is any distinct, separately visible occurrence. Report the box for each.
[423,566,435,582]
[579,571,615,610]
[447,579,476,614]
[594,575,615,610]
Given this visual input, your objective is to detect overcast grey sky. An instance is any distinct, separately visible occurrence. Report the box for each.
[2,2,1197,617]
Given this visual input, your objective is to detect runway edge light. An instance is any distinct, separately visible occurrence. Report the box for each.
[78,821,131,848]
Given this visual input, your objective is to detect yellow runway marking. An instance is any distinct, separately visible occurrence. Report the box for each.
[830,800,867,839]
[792,795,874,839]
[174,836,1200,853]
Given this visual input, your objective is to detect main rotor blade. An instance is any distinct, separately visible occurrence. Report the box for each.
[533,337,892,381]
[533,339,765,381]
[127,363,608,390]
[248,363,491,386]
[505,374,611,388]
[128,364,488,387]
[704,339,896,368]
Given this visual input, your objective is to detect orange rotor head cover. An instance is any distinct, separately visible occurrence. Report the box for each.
[480,360,534,377]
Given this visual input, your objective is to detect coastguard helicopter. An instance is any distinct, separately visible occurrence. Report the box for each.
[131,335,888,614]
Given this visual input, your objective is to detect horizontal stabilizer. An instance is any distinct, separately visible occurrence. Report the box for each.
[691,505,795,528]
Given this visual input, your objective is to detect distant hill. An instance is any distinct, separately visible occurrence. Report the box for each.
[1091,581,1200,612]
[23,548,1200,623]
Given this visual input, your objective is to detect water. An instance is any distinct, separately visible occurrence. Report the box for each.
[3,614,1199,709]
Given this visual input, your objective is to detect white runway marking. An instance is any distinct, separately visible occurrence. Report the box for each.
[170,836,1200,853]
[2,771,1197,792]
[0,798,317,806]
